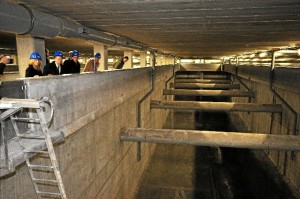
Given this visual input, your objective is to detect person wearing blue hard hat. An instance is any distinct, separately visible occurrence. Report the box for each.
[25,52,43,77]
[43,51,64,75]
[83,52,101,72]
[63,50,81,74]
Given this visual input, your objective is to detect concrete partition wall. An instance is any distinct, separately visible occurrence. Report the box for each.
[224,65,300,192]
[0,66,177,198]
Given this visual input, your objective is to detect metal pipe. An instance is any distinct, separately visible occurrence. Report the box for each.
[151,100,283,113]
[171,83,240,89]
[136,52,156,161]
[270,51,298,136]
[235,56,253,103]
[0,1,170,54]
[120,128,300,151]
[164,65,176,100]
[163,89,254,97]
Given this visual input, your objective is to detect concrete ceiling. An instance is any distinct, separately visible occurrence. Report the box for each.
[3,0,300,58]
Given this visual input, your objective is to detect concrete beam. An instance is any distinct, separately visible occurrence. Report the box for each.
[176,74,228,79]
[16,35,46,77]
[120,128,300,151]
[175,79,232,84]
[163,89,254,97]
[94,44,108,71]
[171,83,240,89]
[180,64,221,72]
[150,100,282,113]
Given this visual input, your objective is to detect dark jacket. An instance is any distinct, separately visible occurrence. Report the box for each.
[0,63,6,75]
[63,59,81,74]
[43,61,61,75]
[25,65,43,77]
[113,59,125,69]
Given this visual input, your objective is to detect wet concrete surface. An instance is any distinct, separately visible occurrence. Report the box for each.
[135,96,296,199]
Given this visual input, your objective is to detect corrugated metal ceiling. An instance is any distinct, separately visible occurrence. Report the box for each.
[5,0,300,58]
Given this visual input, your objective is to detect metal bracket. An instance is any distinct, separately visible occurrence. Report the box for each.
[270,51,299,161]
[19,4,35,35]
[235,56,253,103]
[136,52,156,161]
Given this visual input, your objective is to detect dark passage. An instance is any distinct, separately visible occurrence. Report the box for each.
[135,95,296,199]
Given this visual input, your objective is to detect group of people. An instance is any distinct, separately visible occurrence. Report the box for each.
[1,50,130,78]
[25,50,90,78]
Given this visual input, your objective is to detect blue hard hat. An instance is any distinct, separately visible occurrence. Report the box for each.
[29,52,42,60]
[53,51,63,57]
[72,50,79,57]
[94,53,101,58]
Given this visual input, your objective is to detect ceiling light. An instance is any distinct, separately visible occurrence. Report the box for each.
[250,54,255,58]
[259,52,268,58]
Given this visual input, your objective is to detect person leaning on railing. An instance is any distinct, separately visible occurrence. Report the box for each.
[84,52,101,72]
[25,52,43,78]
[113,56,129,69]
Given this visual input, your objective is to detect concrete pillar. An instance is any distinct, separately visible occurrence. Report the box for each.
[124,50,133,69]
[16,35,46,77]
[149,53,154,66]
[161,56,165,66]
[157,56,162,66]
[94,44,108,71]
[139,51,147,67]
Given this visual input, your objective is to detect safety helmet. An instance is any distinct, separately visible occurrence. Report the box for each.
[54,51,63,57]
[72,50,79,57]
[94,53,101,58]
[29,52,42,60]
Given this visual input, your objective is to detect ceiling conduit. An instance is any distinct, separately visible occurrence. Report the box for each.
[0,1,172,56]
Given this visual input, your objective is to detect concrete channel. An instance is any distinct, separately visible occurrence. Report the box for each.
[135,95,297,199]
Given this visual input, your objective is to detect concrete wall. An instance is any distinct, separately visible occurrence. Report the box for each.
[0,65,177,199]
[226,65,300,193]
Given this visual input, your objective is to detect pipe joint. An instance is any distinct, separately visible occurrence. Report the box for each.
[18,4,35,35]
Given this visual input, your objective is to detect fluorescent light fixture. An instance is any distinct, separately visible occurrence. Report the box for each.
[250,54,256,58]
[259,52,268,58]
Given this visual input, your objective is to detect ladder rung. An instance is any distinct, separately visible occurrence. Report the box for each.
[28,164,54,171]
[18,134,45,139]
[37,191,62,198]
[11,117,40,122]
[23,150,49,154]
[33,178,58,185]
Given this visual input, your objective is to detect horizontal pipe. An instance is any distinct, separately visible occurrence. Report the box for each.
[175,74,228,79]
[0,98,41,109]
[120,128,300,151]
[163,89,254,97]
[150,100,282,113]
[171,83,240,89]
[175,79,232,84]
[0,1,169,54]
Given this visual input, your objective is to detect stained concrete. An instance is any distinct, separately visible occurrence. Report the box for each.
[0,65,178,199]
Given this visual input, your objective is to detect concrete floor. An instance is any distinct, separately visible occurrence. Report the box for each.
[135,99,296,198]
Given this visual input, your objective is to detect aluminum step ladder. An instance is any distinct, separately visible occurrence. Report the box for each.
[0,97,67,199]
